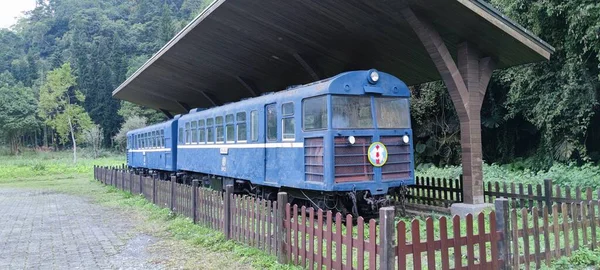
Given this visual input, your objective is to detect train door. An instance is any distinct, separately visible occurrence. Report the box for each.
[264,103,278,184]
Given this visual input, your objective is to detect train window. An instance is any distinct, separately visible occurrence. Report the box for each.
[237,112,247,142]
[282,103,295,140]
[251,110,258,142]
[266,104,277,142]
[226,114,234,143]
[375,98,410,129]
[151,131,156,148]
[332,96,373,129]
[185,122,191,144]
[207,118,214,143]
[160,130,164,147]
[199,120,205,144]
[216,116,224,143]
[178,127,184,144]
[303,96,327,130]
[191,121,198,144]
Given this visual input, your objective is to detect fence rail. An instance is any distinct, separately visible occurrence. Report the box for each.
[94,166,600,269]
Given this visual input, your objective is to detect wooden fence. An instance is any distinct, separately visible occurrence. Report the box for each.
[407,176,600,212]
[94,166,600,269]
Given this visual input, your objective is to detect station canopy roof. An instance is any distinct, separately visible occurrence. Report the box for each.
[113,0,554,115]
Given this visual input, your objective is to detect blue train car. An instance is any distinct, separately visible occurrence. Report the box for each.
[176,69,414,215]
[127,116,179,176]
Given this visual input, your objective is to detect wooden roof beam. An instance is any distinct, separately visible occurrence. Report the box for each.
[293,53,320,81]
[160,109,174,119]
[236,76,260,97]
[199,91,223,107]
[176,101,192,112]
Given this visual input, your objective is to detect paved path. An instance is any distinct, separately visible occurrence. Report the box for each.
[0,189,163,270]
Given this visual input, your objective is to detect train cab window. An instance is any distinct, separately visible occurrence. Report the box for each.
[251,110,258,142]
[199,120,205,143]
[226,114,234,143]
[303,96,327,130]
[216,116,224,143]
[207,118,214,143]
[236,112,247,142]
[266,104,277,142]
[332,96,372,129]
[375,98,410,129]
[185,122,191,144]
[282,103,295,140]
[178,127,184,144]
[191,121,198,144]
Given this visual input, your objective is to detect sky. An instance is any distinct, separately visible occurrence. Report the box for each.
[0,0,37,29]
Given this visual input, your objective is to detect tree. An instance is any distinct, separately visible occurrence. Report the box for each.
[38,63,92,163]
[0,72,39,154]
[82,124,103,158]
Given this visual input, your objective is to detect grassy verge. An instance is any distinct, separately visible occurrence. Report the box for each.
[0,150,299,270]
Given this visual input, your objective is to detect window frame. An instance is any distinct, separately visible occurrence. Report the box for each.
[207,118,215,144]
[225,114,234,143]
[216,116,224,143]
[236,112,247,143]
[266,104,277,142]
[302,95,328,131]
[198,119,206,144]
[251,110,258,142]
[191,121,198,144]
[281,102,295,141]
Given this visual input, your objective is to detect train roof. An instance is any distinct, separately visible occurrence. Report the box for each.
[177,70,409,120]
[126,116,179,136]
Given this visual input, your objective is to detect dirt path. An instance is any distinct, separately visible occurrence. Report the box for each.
[0,188,253,270]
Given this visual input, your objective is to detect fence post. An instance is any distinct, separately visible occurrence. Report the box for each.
[139,174,143,195]
[110,167,114,186]
[192,180,199,224]
[224,185,233,240]
[277,192,289,264]
[544,179,553,212]
[495,198,510,270]
[380,206,395,270]
[152,174,157,204]
[171,176,176,211]
[122,170,125,191]
[129,172,133,194]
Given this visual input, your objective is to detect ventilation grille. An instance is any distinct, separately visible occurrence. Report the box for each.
[305,137,324,182]
[334,136,373,183]
[380,136,411,180]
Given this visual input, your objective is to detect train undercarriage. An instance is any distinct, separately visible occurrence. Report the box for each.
[130,167,408,217]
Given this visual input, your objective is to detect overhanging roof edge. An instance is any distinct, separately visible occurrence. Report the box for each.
[112,0,227,97]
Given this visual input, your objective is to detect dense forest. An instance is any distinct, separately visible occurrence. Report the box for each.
[0,0,598,170]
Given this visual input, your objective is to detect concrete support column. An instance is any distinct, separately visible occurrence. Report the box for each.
[401,7,495,214]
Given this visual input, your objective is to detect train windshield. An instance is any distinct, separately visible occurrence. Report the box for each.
[375,97,410,128]
[332,96,373,129]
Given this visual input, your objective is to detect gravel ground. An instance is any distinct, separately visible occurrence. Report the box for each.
[0,188,252,270]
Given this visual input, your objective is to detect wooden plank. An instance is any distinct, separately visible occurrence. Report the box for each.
[536,184,543,209]
[325,211,333,270]
[452,215,463,270]
[358,217,365,270]
[576,187,582,203]
[527,184,534,209]
[572,203,579,250]
[591,201,597,250]
[426,218,436,268]
[587,188,593,202]
[477,213,487,268]
[301,206,307,268]
[412,219,422,270]
[543,205,551,265]
[562,203,571,256]
[272,201,277,255]
[308,208,315,270]
[344,214,352,270]
[440,217,450,270]
[582,202,589,248]
[369,219,377,270]
[521,208,530,270]
[316,209,324,269]
[293,204,299,265]
[335,213,343,270]
[466,214,475,268]
[552,204,560,259]
[519,184,525,208]
[489,212,499,270]
[532,207,541,268]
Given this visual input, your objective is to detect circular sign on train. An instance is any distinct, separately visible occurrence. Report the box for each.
[368,142,388,167]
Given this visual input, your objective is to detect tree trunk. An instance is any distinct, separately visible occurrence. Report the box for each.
[43,125,48,148]
[68,117,77,163]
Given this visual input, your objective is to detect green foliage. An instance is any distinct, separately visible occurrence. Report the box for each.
[0,71,39,154]
[113,115,147,150]
[547,248,600,269]
[38,63,93,145]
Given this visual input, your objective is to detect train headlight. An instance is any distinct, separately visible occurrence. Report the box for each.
[402,135,410,144]
[348,136,356,145]
[368,69,379,84]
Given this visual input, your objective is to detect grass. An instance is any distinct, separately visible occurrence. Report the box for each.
[0,149,299,270]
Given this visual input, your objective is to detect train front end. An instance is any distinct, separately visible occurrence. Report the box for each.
[302,70,414,215]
